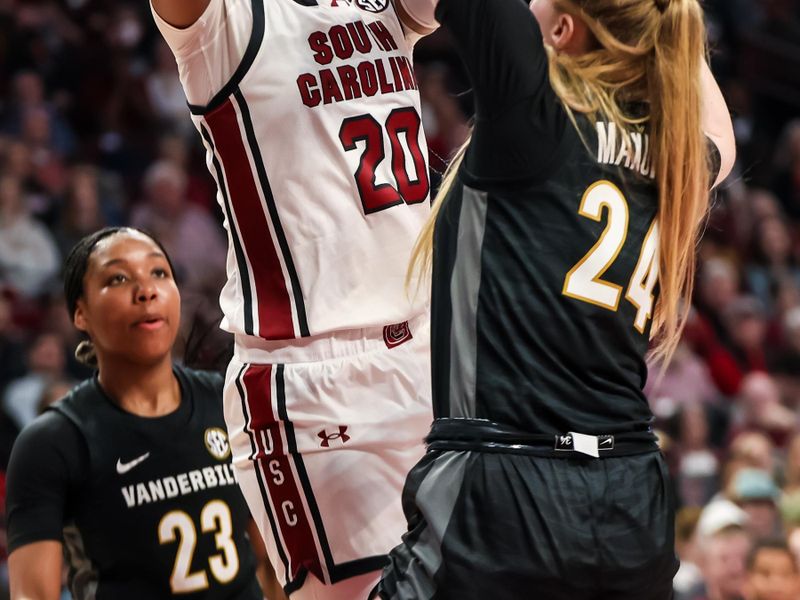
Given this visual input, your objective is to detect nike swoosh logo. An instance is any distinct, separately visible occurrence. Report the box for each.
[600,438,613,446]
[116,452,151,475]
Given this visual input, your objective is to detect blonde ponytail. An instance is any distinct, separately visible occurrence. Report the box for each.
[646,0,709,363]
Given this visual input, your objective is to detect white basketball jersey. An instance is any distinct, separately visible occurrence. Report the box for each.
[155,0,430,343]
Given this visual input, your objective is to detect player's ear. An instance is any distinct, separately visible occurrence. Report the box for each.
[549,12,575,52]
[73,301,89,333]
[552,13,594,55]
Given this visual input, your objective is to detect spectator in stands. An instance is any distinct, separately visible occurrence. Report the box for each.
[787,525,800,571]
[156,134,215,212]
[749,188,784,222]
[0,172,59,300]
[53,165,107,259]
[784,434,800,493]
[698,258,742,332]
[730,373,796,448]
[685,259,745,395]
[682,523,752,600]
[2,142,37,201]
[722,297,769,376]
[1,71,75,159]
[674,507,705,599]
[145,40,192,136]
[20,107,68,199]
[0,296,25,395]
[646,338,720,420]
[772,306,800,382]
[1,331,67,431]
[675,404,722,508]
[758,0,800,49]
[778,437,800,534]
[773,121,800,219]
[731,469,783,541]
[746,217,800,313]
[743,539,800,600]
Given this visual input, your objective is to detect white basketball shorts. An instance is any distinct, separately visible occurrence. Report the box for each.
[223,314,431,598]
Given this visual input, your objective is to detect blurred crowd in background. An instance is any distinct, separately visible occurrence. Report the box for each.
[0,0,798,599]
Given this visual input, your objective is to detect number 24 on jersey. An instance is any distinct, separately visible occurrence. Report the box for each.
[563,180,659,334]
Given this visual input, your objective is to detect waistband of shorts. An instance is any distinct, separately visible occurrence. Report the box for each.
[233,312,429,364]
[425,418,659,458]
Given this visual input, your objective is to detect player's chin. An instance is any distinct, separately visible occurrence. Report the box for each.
[127,332,177,364]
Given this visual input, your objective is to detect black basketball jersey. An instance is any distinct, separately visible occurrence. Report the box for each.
[45,366,261,599]
[430,0,707,435]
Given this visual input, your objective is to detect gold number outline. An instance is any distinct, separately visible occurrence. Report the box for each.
[562,180,630,311]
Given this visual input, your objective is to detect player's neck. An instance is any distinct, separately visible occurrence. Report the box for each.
[97,357,181,418]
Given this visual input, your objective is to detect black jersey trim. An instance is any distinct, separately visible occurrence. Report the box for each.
[284,568,309,596]
[275,365,337,577]
[234,365,291,577]
[234,90,310,337]
[187,0,266,116]
[200,123,256,336]
[283,556,388,595]
[332,555,389,582]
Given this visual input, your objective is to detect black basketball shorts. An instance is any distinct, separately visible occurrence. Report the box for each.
[377,447,678,600]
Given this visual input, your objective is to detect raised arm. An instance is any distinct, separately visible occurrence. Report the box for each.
[393,0,439,36]
[151,0,211,29]
[701,60,736,188]
[434,0,547,116]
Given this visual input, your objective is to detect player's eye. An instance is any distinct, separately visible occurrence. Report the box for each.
[153,267,169,278]
[107,273,127,286]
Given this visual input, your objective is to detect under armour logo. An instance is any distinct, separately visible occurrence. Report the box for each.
[318,426,351,447]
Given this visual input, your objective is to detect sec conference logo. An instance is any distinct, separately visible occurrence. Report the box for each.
[355,0,388,13]
[205,428,231,460]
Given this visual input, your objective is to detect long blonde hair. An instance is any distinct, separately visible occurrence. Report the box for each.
[409,0,710,365]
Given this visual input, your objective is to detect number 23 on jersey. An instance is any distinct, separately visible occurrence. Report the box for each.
[159,500,239,594]
[563,180,659,334]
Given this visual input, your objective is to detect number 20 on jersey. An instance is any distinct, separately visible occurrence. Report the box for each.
[339,107,429,214]
[563,180,659,333]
